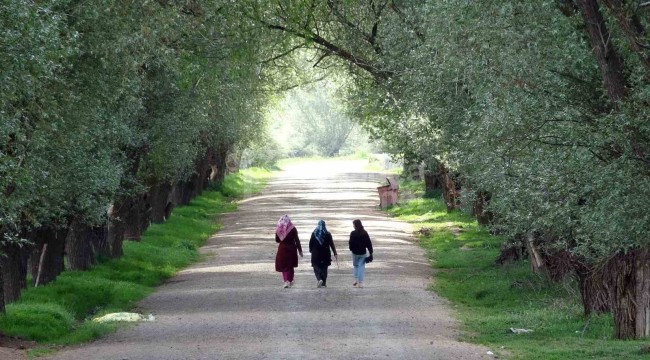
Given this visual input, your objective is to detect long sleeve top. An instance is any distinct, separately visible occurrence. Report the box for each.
[309,232,337,267]
[349,229,373,256]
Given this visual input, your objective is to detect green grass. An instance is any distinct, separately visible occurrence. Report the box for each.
[214,167,272,197]
[388,194,648,359]
[0,168,272,348]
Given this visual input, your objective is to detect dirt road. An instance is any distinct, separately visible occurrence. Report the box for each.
[45,160,489,360]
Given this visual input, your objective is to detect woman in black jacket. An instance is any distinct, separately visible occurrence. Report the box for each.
[309,220,337,288]
[348,219,373,288]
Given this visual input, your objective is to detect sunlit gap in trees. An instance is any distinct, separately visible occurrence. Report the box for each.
[258,78,374,162]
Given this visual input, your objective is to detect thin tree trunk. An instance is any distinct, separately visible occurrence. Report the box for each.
[34,243,48,287]
[29,227,66,286]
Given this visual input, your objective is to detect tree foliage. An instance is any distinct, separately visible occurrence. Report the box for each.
[242,0,650,338]
[0,0,277,308]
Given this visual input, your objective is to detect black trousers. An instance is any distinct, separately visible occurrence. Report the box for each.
[313,265,329,285]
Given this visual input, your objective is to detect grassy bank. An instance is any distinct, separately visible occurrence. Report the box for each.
[0,168,272,347]
[388,193,647,359]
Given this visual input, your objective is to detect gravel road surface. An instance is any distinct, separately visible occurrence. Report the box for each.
[45,160,489,360]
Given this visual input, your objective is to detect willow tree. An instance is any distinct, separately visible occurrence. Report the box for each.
[240,0,650,339]
[0,0,276,309]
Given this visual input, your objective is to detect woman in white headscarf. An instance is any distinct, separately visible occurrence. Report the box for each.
[309,220,337,288]
[275,215,302,288]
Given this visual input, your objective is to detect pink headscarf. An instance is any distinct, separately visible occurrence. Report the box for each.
[276,215,295,241]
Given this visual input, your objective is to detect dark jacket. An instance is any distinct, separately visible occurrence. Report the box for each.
[275,227,302,272]
[349,229,373,256]
[309,232,337,267]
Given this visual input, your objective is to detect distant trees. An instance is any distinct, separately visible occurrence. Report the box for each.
[286,85,358,157]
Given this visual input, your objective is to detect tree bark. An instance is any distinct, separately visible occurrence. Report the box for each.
[525,233,546,274]
[0,242,30,303]
[64,220,94,271]
[423,170,441,197]
[439,163,460,211]
[107,200,131,258]
[149,182,174,223]
[212,146,228,185]
[87,226,110,259]
[472,191,493,226]
[576,264,611,315]
[605,248,650,339]
[577,0,627,102]
[0,269,4,314]
[178,178,195,205]
[123,193,150,241]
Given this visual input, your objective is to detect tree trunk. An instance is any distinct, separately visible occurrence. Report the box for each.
[577,0,627,102]
[605,248,650,339]
[197,150,214,192]
[439,163,460,211]
[65,220,94,271]
[0,269,4,314]
[423,170,441,197]
[123,193,150,241]
[225,150,241,176]
[178,178,194,205]
[495,238,526,265]
[87,226,110,259]
[472,191,493,226]
[29,227,66,286]
[107,200,131,258]
[149,182,174,223]
[139,193,153,235]
[212,146,229,185]
[0,243,30,303]
[525,233,546,274]
[576,264,611,316]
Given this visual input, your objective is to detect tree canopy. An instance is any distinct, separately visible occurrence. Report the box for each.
[1,0,649,339]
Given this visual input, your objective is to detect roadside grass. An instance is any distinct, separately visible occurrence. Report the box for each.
[0,168,272,348]
[388,195,648,359]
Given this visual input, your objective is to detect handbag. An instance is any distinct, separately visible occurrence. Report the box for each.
[365,254,373,263]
